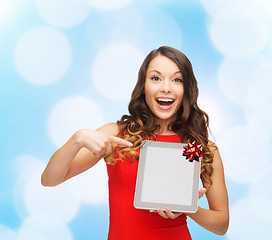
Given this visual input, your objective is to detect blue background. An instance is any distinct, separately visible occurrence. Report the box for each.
[1,0,272,239]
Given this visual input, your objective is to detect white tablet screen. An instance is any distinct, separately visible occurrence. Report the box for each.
[134,140,201,213]
[140,145,193,205]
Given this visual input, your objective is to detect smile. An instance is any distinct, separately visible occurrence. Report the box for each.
[155,97,175,110]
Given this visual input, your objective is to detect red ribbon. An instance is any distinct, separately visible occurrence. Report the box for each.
[183,140,203,162]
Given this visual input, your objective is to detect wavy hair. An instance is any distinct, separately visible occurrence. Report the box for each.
[107,46,215,190]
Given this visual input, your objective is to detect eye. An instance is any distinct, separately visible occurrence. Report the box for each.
[151,76,160,81]
[173,78,183,83]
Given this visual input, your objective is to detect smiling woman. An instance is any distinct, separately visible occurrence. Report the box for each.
[144,55,184,130]
[41,46,229,240]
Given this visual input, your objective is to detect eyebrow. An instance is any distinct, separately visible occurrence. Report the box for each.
[149,70,182,75]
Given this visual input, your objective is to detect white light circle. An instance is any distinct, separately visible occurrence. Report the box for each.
[13,156,46,220]
[136,0,174,5]
[12,156,80,224]
[18,219,73,240]
[245,102,272,139]
[110,8,144,46]
[14,26,71,85]
[69,160,108,204]
[201,0,228,16]
[89,0,132,11]
[197,95,227,138]
[139,7,183,52]
[48,96,105,148]
[24,166,81,223]
[218,125,272,183]
[87,7,144,50]
[247,59,272,109]
[244,60,272,137]
[0,0,22,28]
[218,54,268,106]
[0,225,17,240]
[201,0,253,16]
[37,0,92,28]
[25,213,65,230]
[255,0,272,25]
[248,172,272,223]
[227,198,272,240]
[17,226,46,240]
[266,39,272,61]
[91,43,144,101]
[244,58,272,138]
[87,7,182,54]
[208,4,268,56]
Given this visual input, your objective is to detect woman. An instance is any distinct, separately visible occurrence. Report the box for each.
[41,46,229,239]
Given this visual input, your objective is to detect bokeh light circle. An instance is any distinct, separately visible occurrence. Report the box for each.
[245,102,272,139]
[218,54,268,106]
[87,7,143,50]
[24,170,81,224]
[201,0,250,16]
[87,6,182,53]
[37,0,92,28]
[69,160,108,204]
[17,226,47,240]
[0,225,17,240]
[12,156,80,224]
[18,216,73,240]
[14,26,71,85]
[197,95,227,138]
[247,59,272,109]
[248,172,272,223]
[13,156,46,219]
[89,0,132,11]
[91,43,144,101]
[218,125,271,183]
[227,198,272,240]
[209,4,268,55]
[0,0,23,28]
[139,7,183,52]
[48,96,105,148]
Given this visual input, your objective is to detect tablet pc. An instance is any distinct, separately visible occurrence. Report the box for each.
[134,140,201,213]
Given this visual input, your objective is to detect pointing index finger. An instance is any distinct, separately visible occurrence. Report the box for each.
[110,136,133,147]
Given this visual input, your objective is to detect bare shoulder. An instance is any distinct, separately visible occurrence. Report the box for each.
[206,140,225,180]
[96,122,120,136]
[205,141,229,217]
[207,140,218,153]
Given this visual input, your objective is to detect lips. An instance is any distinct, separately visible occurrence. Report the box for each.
[155,97,175,110]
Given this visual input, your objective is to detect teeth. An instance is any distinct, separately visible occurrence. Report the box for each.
[156,98,174,102]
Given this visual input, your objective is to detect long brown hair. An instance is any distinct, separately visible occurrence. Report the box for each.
[108,46,215,190]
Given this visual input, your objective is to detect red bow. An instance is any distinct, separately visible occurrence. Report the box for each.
[183,141,203,162]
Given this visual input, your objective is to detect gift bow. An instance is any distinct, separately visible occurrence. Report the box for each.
[183,140,203,162]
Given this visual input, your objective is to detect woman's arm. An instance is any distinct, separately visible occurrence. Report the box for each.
[186,147,229,235]
[41,122,132,186]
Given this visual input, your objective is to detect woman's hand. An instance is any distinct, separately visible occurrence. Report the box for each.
[153,207,183,219]
[198,188,206,199]
[149,188,207,219]
[76,129,133,159]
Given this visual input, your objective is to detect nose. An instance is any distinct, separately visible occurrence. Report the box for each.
[160,79,171,93]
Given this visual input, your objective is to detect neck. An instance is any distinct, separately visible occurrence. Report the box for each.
[154,116,176,135]
[154,124,174,135]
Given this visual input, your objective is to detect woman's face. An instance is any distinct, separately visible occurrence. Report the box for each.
[144,55,184,125]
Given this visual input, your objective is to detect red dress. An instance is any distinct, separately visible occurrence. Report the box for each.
[107,134,192,240]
